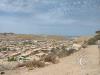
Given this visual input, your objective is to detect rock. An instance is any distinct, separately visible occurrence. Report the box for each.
[0,71,5,75]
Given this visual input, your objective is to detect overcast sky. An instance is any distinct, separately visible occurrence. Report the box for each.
[0,0,100,36]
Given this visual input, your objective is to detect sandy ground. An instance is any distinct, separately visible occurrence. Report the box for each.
[5,45,100,75]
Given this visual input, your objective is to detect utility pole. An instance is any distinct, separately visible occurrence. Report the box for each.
[96,31,100,65]
[97,40,100,65]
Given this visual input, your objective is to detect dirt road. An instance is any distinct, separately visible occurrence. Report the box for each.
[6,45,100,75]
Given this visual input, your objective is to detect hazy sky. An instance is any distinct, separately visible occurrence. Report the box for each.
[0,0,100,36]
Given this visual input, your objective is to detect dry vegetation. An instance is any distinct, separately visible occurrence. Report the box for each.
[87,31,100,45]
[41,53,59,64]
[16,59,45,70]
[15,53,59,70]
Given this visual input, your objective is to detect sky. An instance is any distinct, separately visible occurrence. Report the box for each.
[0,0,100,36]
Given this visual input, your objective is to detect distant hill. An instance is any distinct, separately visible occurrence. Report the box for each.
[0,33,71,41]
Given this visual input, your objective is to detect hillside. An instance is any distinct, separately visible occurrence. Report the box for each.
[5,45,100,75]
[0,33,70,41]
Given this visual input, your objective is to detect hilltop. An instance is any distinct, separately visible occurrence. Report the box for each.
[0,33,70,41]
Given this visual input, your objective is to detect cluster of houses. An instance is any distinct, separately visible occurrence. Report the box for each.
[0,33,88,66]
[0,39,71,61]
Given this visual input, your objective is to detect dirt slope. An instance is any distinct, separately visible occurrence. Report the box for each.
[5,45,100,75]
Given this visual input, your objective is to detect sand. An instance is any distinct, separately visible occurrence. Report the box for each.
[4,45,100,75]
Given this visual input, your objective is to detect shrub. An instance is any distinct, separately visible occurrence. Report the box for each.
[57,50,67,58]
[87,31,100,45]
[57,46,72,58]
[16,63,25,68]
[67,49,75,55]
[18,56,29,62]
[16,59,45,70]
[95,35,100,40]
[7,57,17,62]
[87,38,97,45]
[0,47,7,51]
[43,53,59,64]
